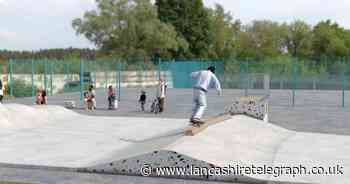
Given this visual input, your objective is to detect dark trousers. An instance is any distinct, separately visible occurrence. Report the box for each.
[140,101,146,111]
[0,95,3,103]
[108,96,115,108]
[159,97,165,112]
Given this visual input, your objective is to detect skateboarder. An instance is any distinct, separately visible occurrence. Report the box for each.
[190,66,222,125]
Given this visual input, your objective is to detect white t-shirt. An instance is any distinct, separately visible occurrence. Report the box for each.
[191,70,221,92]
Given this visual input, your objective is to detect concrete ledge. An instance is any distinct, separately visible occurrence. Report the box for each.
[184,114,232,136]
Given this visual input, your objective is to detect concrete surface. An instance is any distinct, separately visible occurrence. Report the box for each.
[1,88,350,184]
[147,115,348,183]
[0,103,349,184]
[0,104,188,167]
[5,88,350,135]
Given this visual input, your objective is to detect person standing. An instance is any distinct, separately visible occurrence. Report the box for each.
[84,85,96,110]
[190,66,222,124]
[42,89,47,104]
[0,79,3,103]
[157,78,167,113]
[107,85,116,110]
[139,90,147,111]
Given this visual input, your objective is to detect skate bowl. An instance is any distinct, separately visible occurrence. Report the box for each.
[0,103,349,184]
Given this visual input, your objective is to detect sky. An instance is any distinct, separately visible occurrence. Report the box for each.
[1,0,350,51]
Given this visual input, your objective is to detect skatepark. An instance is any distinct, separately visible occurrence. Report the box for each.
[0,88,349,184]
[3,0,350,183]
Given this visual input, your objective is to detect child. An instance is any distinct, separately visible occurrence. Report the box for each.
[42,90,47,104]
[150,97,160,114]
[36,88,47,105]
[36,89,43,105]
[85,85,96,110]
[107,85,116,110]
[139,90,146,111]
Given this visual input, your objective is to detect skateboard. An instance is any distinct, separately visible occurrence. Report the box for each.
[185,114,232,136]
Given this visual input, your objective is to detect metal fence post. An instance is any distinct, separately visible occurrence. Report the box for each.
[31,60,35,97]
[240,59,249,96]
[9,59,14,97]
[292,58,298,107]
[239,60,243,95]
[118,60,122,101]
[80,59,84,101]
[115,60,118,95]
[44,60,47,92]
[245,59,249,96]
[93,60,97,88]
[50,61,53,96]
[342,60,346,108]
[105,61,108,89]
[68,63,71,93]
[158,58,161,80]
[64,63,68,93]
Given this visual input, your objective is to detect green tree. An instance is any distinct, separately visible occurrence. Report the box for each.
[156,0,212,58]
[237,20,286,60]
[283,20,312,58]
[72,0,187,60]
[312,20,350,59]
[207,4,240,59]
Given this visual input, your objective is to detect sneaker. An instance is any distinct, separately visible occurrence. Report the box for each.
[190,118,204,124]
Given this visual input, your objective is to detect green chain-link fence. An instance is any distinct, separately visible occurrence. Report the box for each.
[0,58,349,107]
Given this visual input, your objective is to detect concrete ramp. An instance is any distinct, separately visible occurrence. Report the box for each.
[0,103,188,168]
[86,115,350,184]
[0,103,349,184]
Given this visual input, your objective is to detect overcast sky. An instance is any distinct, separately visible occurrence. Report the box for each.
[1,0,349,51]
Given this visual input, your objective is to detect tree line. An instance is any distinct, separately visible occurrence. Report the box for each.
[0,48,97,61]
[2,0,350,63]
[72,0,350,61]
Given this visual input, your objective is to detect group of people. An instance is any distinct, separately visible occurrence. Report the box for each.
[84,85,97,110]
[139,66,222,125]
[138,65,221,126]
[1,65,222,125]
[138,78,167,113]
[0,79,47,105]
[84,85,117,110]
[83,84,117,111]
[82,78,167,112]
